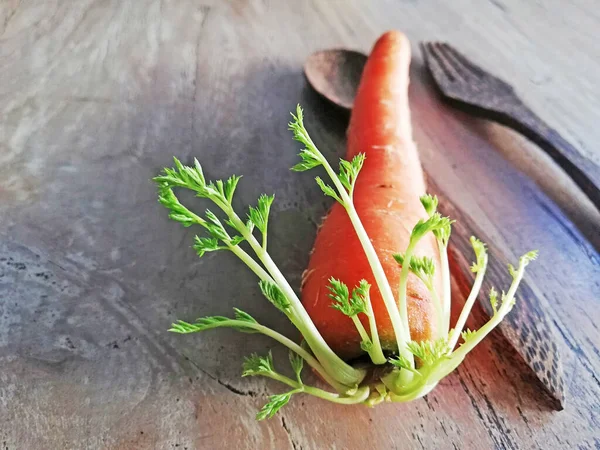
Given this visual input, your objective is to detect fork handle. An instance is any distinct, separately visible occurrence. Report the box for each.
[490,104,600,209]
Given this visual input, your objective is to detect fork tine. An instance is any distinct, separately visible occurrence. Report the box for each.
[421,42,450,86]
[429,42,466,82]
[431,42,474,82]
[439,43,486,79]
[422,42,458,84]
[421,42,442,78]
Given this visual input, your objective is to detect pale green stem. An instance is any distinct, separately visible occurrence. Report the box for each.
[350,315,385,365]
[351,316,371,345]
[229,245,275,284]
[320,160,414,370]
[188,211,206,225]
[382,361,439,399]
[227,211,365,387]
[365,382,388,407]
[183,319,350,393]
[449,258,525,361]
[380,365,422,396]
[229,243,354,387]
[438,241,451,332]
[384,256,530,399]
[182,194,363,384]
[364,297,387,365]
[397,241,416,345]
[388,382,438,403]
[447,254,488,350]
[445,310,508,366]
[305,384,370,404]
[426,281,445,340]
[266,372,371,405]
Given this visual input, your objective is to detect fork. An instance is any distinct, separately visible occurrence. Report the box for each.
[421,42,600,210]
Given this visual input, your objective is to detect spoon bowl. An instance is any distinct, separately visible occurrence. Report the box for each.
[303,49,367,110]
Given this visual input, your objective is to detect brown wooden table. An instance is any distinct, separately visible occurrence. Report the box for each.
[1,1,599,449]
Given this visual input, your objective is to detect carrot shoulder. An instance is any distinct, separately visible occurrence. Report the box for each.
[301,31,441,359]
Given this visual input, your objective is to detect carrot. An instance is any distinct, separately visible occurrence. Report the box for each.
[156,30,538,417]
[301,31,441,359]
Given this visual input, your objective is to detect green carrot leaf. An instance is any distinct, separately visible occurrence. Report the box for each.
[420,194,439,217]
[410,212,453,245]
[289,350,304,382]
[291,149,322,172]
[224,175,242,204]
[288,105,309,144]
[469,237,487,273]
[168,316,228,333]
[155,157,243,209]
[242,351,275,377]
[233,308,258,325]
[507,263,516,279]
[191,158,206,187]
[289,105,323,171]
[489,287,499,314]
[508,250,538,281]
[460,328,477,344]
[169,307,260,334]
[328,277,368,316]
[389,354,414,371]
[328,277,350,311]
[520,250,539,266]
[315,177,342,204]
[360,340,374,353]
[211,177,239,204]
[352,279,371,310]
[394,253,435,285]
[154,157,210,196]
[229,235,245,246]
[248,194,275,233]
[338,153,366,191]
[259,280,291,313]
[214,179,225,199]
[204,209,230,240]
[168,320,204,333]
[407,338,450,365]
[256,391,295,420]
[393,253,405,266]
[193,236,226,258]
[157,184,204,228]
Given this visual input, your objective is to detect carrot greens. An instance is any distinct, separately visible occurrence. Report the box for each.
[155,105,537,419]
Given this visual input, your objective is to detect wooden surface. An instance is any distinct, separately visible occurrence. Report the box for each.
[1,1,599,449]
[423,41,600,213]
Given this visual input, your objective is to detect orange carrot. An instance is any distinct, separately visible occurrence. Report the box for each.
[301,31,442,359]
[157,29,537,417]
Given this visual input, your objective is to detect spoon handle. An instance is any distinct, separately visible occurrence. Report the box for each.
[463,100,600,210]
[505,104,600,209]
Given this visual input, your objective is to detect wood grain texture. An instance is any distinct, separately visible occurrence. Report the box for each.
[0,1,599,449]
[429,178,566,411]
[423,41,600,212]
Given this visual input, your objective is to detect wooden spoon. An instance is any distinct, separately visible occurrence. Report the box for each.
[304,49,367,110]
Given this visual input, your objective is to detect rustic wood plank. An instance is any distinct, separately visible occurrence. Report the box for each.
[0,0,599,449]
[427,177,566,410]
